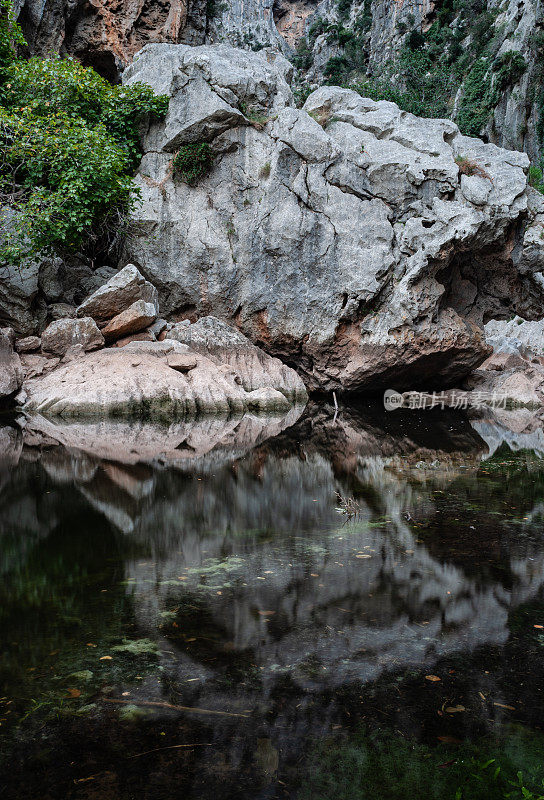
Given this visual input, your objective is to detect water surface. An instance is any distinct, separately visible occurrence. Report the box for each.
[1,404,544,799]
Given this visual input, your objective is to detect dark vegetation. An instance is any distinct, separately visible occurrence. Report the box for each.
[173,142,215,185]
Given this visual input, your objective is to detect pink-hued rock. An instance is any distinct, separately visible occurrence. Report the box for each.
[113,331,156,347]
[15,336,41,353]
[41,317,104,355]
[22,338,305,418]
[101,300,157,342]
[166,352,198,372]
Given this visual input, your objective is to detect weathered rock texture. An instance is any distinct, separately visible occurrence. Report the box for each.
[41,317,104,355]
[22,337,306,418]
[169,316,307,398]
[0,327,24,402]
[123,44,544,392]
[14,0,208,80]
[76,263,158,324]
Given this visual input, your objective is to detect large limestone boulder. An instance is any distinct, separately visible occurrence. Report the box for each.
[123,44,544,392]
[0,328,24,402]
[22,338,305,418]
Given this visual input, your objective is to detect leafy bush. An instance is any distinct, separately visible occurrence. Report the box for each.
[0,2,168,263]
[350,48,456,120]
[492,50,527,93]
[0,0,24,71]
[173,143,214,185]
[0,109,134,261]
[456,57,493,136]
[528,164,544,195]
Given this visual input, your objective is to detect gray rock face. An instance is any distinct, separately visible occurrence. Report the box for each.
[123,44,544,392]
[76,264,159,325]
[0,328,24,402]
[41,317,104,355]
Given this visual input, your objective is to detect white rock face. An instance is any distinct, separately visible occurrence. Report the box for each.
[123,44,544,392]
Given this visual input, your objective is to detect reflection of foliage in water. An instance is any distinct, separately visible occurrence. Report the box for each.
[298,726,544,800]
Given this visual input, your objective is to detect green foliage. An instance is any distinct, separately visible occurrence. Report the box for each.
[456,57,493,136]
[206,0,227,19]
[0,108,134,260]
[1,54,168,167]
[350,47,456,120]
[173,142,214,186]
[492,50,527,93]
[0,0,24,71]
[528,164,544,195]
[298,727,544,800]
[0,3,168,263]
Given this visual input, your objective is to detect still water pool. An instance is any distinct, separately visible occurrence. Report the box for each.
[1,403,544,799]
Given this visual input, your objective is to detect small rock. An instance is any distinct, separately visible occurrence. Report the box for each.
[148,318,168,337]
[167,353,198,372]
[15,336,41,353]
[102,300,157,341]
[48,302,77,320]
[113,331,156,347]
[480,352,526,372]
[245,387,291,411]
[41,317,104,355]
[77,264,158,324]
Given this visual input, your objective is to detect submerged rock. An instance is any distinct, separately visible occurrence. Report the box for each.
[123,44,544,392]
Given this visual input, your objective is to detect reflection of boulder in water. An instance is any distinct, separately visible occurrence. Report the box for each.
[3,402,544,695]
[472,409,544,459]
[21,406,305,466]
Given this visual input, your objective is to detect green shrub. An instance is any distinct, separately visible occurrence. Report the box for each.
[0,1,168,263]
[0,0,24,71]
[456,57,493,136]
[528,164,544,195]
[0,109,135,261]
[492,50,527,92]
[1,54,168,167]
[173,142,214,185]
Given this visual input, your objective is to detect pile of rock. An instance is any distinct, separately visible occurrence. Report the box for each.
[8,264,307,418]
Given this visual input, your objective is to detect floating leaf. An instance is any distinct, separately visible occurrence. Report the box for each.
[99,655,113,661]
[66,688,81,698]
[437,735,461,744]
[445,705,465,713]
[258,611,276,616]
[493,702,515,710]
[425,675,441,682]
